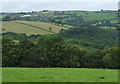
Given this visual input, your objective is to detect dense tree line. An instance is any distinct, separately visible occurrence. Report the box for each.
[2,32,40,41]
[64,16,84,26]
[2,34,119,69]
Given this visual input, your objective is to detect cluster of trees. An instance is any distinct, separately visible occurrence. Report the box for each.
[49,15,85,26]
[50,19,64,25]
[2,34,119,69]
[2,35,84,68]
[2,16,11,21]
[65,16,84,26]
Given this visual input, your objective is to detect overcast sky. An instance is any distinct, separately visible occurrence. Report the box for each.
[1,0,119,12]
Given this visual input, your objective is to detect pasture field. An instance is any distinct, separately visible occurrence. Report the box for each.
[2,21,52,35]
[2,68,118,82]
[83,12,117,21]
[99,26,116,29]
[0,15,6,19]
[15,21,66,33]
[111,20,118,24]
[64,11,117,21]
[62,24,74,28]
[2,21,66,35]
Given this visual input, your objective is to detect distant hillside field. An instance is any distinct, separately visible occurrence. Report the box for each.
[64,11,117,21]
[2,21,66,35]
[99,26,116,29]
[16,21,66,33]
[0,15,6,19]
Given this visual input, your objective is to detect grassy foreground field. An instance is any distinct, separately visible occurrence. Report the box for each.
[2,68,118,82]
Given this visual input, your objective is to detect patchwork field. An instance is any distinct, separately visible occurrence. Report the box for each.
[2,21,66,35]
[64,11,117,21]
[2,68,118,82]
[15,21,66,33]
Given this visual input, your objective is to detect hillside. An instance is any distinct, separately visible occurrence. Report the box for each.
[6,10,117,27]
[1,3,119,83]
[15,21,66,33]
[2,21,66,35]
[60,25,118,50]
[64,11,117,21]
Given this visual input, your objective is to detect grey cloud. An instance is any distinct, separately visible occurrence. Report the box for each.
[1,2,118,12]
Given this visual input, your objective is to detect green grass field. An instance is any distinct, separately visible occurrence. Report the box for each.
[83,12,117,21]
[15,21,66,33]
[64,11,117,21]
[0,15,6,19]
[2,21,52,35]
[2,68,118,82]
[2,21,66,35]
[99,26,116,29]
[111,20,118,24]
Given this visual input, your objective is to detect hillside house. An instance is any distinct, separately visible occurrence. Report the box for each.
[20,15,31,17]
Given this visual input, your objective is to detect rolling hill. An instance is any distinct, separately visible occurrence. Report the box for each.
[2,21,66,35]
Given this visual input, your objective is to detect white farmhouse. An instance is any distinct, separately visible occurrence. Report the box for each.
[20,15,31,17]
